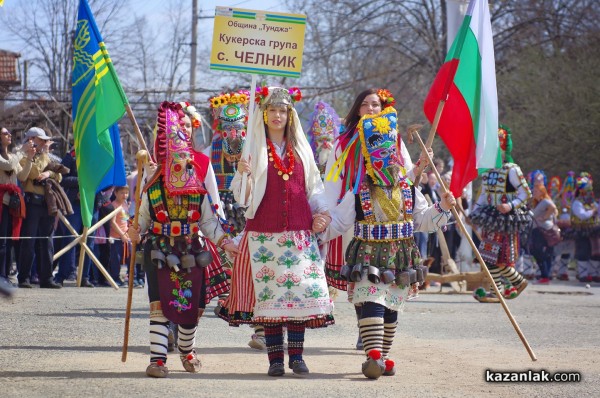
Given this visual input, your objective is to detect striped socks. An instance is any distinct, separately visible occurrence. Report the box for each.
[150,316,169,364]
[358,317,384,356]
[382,322,397,359]
[177,324,197,357]
[264,324,284,365]
[287,322,305,364]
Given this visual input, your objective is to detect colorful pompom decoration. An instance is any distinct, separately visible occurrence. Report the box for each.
[504,286,518,299]
[474,287,487,298]
[187,353,194,361]
[368,350,382,361]
[156,359,165,367]
[385,359,395,372]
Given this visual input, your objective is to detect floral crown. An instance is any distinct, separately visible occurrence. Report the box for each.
[254,84,302,109]
[209,90,250,109]
[377,89,396,108]
[179,101,202,128]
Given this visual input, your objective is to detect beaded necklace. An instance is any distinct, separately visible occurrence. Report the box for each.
[266,139,295,181]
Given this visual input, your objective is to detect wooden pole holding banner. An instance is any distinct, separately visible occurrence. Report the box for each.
[122,150,149,362]
[125,104,150,153]
[239,74,258,206]
[407,126,537,361]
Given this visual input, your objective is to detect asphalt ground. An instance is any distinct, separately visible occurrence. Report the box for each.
[0,270,598,398]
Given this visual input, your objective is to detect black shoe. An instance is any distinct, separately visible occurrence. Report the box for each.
[289,360,309,376]
[30,276,40,284]
[40,281,62,289]
[18,280,33,289]
[81,279,94,288]
[268,363,285,377]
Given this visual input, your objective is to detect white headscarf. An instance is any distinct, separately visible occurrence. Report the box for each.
[240,87,322,219]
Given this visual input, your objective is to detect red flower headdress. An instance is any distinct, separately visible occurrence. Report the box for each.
[377,89,396,108]
[255,83,302,108]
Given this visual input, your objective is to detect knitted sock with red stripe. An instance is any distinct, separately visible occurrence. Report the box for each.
[286,322,305,364]
[264,324,284,365]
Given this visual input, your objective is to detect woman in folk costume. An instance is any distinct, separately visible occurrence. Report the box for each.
[570,173,600,282]
[223,85,334,377]
[322,89,431,351]
[322,103,455,379]
[471,125,532,303]
[130,101,238,378]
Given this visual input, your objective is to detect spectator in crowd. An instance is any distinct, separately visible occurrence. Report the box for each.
[17,127,64,289]
[109,185,130,288]
[0,127,31,281]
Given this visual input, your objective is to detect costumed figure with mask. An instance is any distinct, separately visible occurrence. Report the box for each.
[208,90,267,350]
[321,104,455,379]
[552,172,576,280]
[130,101,238,378]
[470,125,532,303]
[209,90,250,233]
[307,101,341,178]
[570,173,600,282]
[221,85,334,377]
[322,89,432,352]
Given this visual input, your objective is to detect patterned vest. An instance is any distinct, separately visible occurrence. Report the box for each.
[245,155,312,233]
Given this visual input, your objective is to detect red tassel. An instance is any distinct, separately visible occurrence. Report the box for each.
[187,353,194,361]
[156,359,164,367]
[368,350,381,360]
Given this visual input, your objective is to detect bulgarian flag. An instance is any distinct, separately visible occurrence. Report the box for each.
[423,0,500,197]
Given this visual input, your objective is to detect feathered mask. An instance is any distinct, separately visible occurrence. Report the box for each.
[209,90,250,163]
[327,107,403,192]
[154,101,205,196]
[307,101,340,168]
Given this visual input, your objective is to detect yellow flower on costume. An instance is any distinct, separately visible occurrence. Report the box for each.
[211,98,221,108]
[372,116,391,134]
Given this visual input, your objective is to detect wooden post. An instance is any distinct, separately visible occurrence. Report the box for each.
[57,212,118,289]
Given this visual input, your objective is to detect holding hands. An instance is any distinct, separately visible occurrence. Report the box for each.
[312,211,332,233]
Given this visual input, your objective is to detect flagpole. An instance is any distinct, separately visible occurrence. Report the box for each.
[239,73,258,206]
[408,126,537,362]
[125,104,150,153]
[122,149,149,362]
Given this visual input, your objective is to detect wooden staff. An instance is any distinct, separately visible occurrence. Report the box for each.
[407,126,537,362]
[122,150,148,362]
